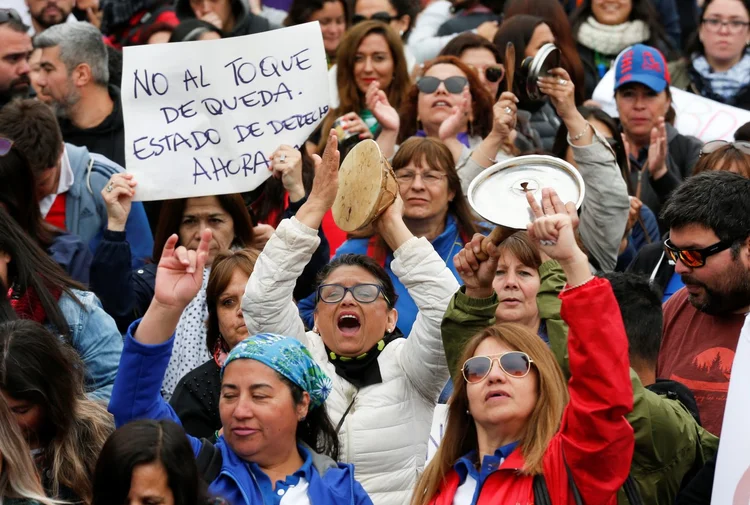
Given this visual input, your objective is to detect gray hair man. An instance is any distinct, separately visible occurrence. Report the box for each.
[35,21,125,167]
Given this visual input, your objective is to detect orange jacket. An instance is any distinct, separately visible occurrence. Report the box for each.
[430,278,634,505]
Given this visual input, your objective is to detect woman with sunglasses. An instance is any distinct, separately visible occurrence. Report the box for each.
[412,208,634,505]
[243,132,460,505]
[628,140,750,301]
[441,193,717,505]
[669,0,750,110]
[439,33,505,100]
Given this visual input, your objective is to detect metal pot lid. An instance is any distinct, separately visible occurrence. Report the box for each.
[525,43,561,100]
[467,155,585,230]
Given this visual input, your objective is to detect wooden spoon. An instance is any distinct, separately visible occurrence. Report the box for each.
[505,42,515,93]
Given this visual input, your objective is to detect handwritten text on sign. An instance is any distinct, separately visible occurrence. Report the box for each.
[122,23,329,201]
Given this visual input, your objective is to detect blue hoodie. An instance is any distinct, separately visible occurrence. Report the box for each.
[109,324,373,505]
[65,144,153,267]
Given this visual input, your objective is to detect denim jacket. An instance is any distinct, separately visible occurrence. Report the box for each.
[58,289,123,402]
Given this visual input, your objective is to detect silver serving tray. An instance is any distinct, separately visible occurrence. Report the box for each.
[467,154,585,230]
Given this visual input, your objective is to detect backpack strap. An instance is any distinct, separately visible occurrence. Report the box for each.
[196,438,223,484]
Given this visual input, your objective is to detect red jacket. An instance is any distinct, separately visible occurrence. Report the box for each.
[430,278,634,505]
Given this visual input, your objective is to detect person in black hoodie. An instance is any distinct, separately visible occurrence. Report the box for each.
[174,0,269,37]
[34,22,126,168]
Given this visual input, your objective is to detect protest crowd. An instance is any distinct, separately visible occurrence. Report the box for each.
[2,0,750,503]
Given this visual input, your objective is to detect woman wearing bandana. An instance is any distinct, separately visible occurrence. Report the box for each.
[107,229,372,505]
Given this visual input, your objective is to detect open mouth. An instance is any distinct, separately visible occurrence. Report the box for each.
[432,100,451,108]
[337,313,361,336]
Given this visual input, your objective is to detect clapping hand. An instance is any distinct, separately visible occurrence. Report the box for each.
[647,117,668,180]
[366,81,399,133]
[438,87,471,142]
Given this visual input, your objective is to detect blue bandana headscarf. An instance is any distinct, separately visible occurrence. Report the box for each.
[222,334,332,408]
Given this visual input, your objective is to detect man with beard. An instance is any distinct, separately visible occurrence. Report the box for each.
[0,9,32,109]
[658,170,750,436]
[25,0,75,35]
[34,22,125,167]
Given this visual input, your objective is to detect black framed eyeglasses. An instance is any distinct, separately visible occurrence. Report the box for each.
[663,237,736,268]
[701,17,750,33]
[0,137,13,156]
[316,283,390,304]
[0,8,22,24]
[416,75,468,94]
[700,139,750,157]
[352,11,394,25]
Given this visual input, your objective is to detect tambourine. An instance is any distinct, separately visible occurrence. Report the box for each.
[467,155,585,256]
[519,43,561,101]
[332,139,399,233]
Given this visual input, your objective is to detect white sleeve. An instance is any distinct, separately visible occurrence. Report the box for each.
[242,217,319,346]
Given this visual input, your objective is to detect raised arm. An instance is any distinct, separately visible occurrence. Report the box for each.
[108,229,211,432]
[242,131,340,343]
[373,197,460,400]
[528,214,633,505]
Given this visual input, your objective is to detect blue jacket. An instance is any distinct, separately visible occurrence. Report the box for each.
[58,289,123,402]
[109,324,373,505]
[298,214,465,335]
[65,144,153,267]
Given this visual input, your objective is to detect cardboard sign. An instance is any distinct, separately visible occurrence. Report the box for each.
[592,68,750,142]
[121,23,329,201]
[712,314,750,505]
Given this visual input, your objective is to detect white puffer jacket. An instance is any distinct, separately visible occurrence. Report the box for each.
[242,217,459,505]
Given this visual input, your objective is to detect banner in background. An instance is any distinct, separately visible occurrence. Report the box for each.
[122,22,329,201]
[592,69,750,142]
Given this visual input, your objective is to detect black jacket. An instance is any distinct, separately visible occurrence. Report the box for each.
[170,359,221,440]
[59,85,126,168]
[174,0,269,37]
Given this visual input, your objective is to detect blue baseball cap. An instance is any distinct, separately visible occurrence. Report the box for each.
[614,44,671,93]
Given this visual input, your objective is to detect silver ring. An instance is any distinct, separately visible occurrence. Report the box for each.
[279,154,286,163]
[558,79,567,86]
[106,183,113,193]
[504,107,512,115]
[539,239,557,246]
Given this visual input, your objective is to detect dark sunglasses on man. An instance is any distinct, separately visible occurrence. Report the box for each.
[663,237,737,268]
[416,75,468,94]
[352,11,393,24]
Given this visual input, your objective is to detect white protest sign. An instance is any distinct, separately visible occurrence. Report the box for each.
[426,404,449,463]
[712,314,750,505]
[121,22,330,201]
[592,68,750,142]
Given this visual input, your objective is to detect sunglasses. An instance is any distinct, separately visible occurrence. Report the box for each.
[467,64,505,84]
[700,140,750,157]
[416,75,469,94]
[0,137,13,156]
[663,237,736,268]
[0,8,22,24]
[462,352,534,383]
[316,283,390,305]
[352,11,393,24]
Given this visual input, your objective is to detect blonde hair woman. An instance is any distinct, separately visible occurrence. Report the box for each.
[412,209,634,505]
[0,397,60,505]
